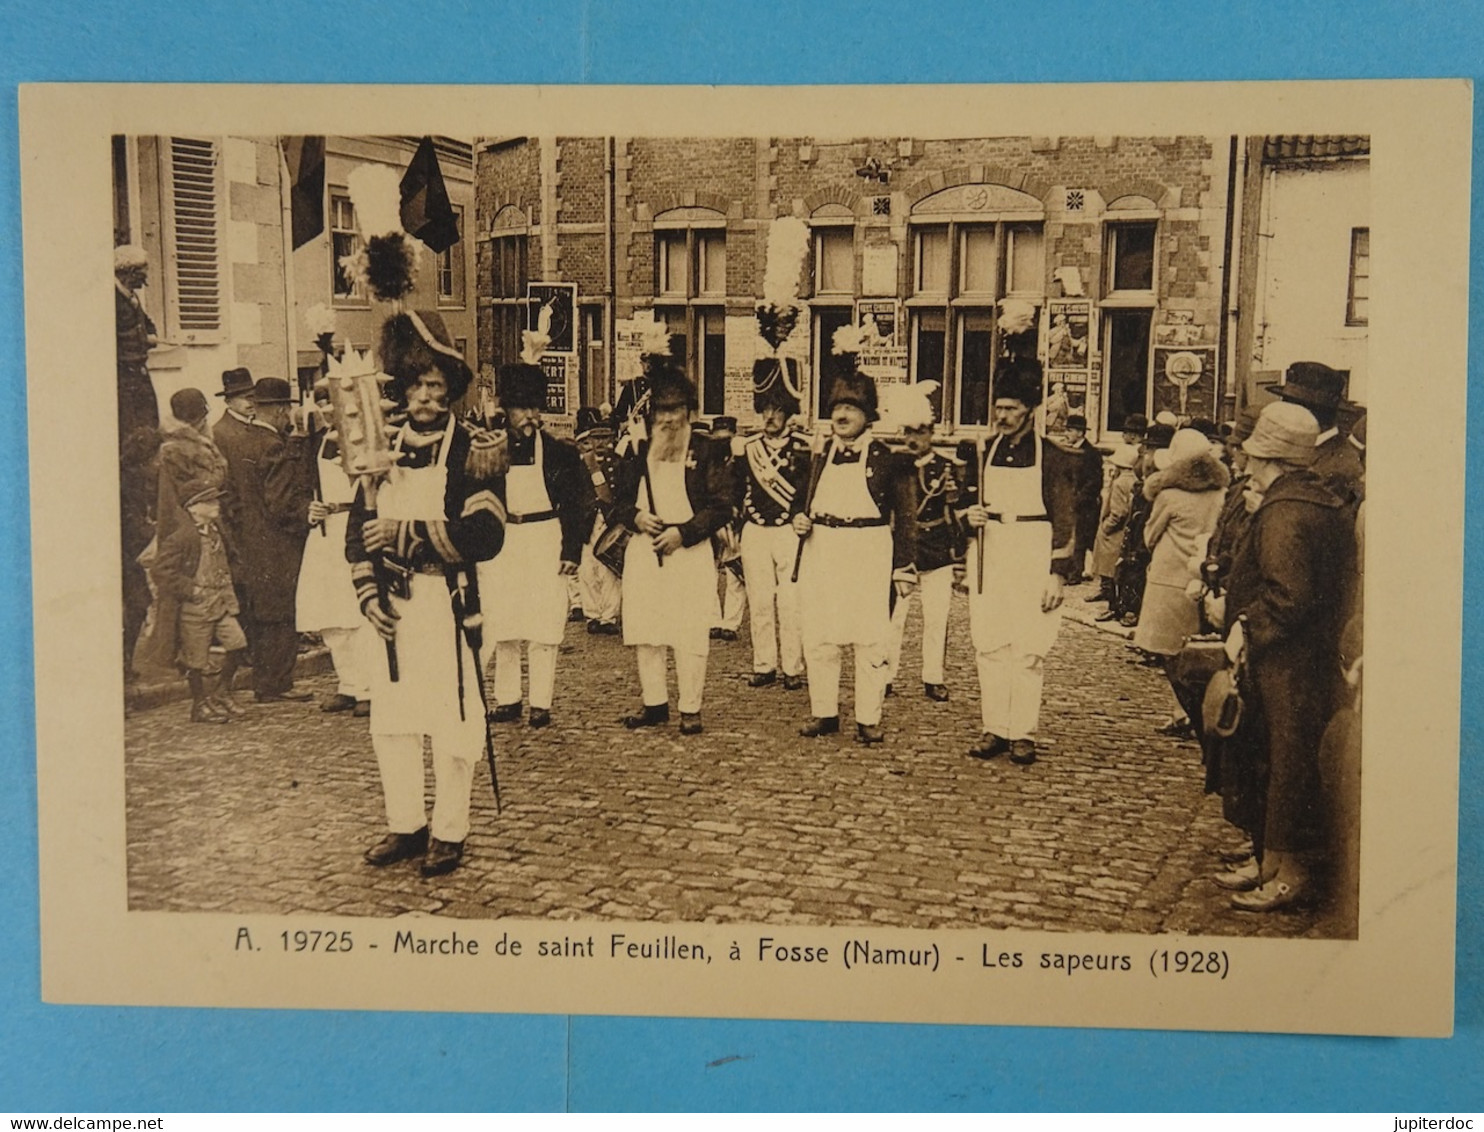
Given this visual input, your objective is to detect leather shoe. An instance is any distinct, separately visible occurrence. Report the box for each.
[781,674,805,691]
[420,837,465,878]
[679,712,704,735]
[799,716,840,738]
[207,693,244,717]
[923,683,949,702]
[747,670,778,688]
[1230,874,1310,912]
[711,628,738,642]
[968,734,1009,760]
[489,702,523,723]
[623,703,670,729]
[1154,716,1195,738]
[1008,739,1038,765]
[190,700,230,725]
[1093,609,1121,622]
[320,693,358,713]
[1212,859,1262,892]
[529,708,552,729]
[856,722,884,746]
[364,826,429,867]
[256,689,314,703]
[568,607,587,622]
[353,700,371,718]
[884,683,895,698]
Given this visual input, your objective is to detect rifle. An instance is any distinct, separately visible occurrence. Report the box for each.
[790,427,831,584]
[452,571,500,812]
[974,435,987,595]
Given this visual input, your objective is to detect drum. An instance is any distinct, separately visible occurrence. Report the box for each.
[593,520,632,578]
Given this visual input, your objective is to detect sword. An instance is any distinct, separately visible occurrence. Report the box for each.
[791,428,830,584]
[453,571,500,813]
[974,435,987,596]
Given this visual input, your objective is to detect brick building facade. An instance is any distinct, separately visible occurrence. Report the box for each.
[475,135,1235,439]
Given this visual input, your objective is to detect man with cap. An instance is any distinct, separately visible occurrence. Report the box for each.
[573,406,623,635]
[1270,361,1364,507]
[733,361,811,690]
[706,415,748,643]
[1058,412,1104,584]
[1112,420,1174,628]
[793,367,916,746]
[611,362,733,736]
[480,361,589,730]
[231,377,315,702]
[959,358,1078,765]
[348,308,508,878]
[882,380,964,703]
[1203,401,1355,912]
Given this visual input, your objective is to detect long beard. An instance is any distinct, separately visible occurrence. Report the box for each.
[651,423,689,462]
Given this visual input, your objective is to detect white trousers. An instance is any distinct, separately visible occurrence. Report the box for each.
[806,640,890,726]
[711,566,747,631]
[372,728,482,843]
[740,523,803,676]
[887,564,954,687]
[579,544,622,621]
[492,639,558,710]
[636,643,707,714]
[322,624,375,700]
[975,642,1046,741]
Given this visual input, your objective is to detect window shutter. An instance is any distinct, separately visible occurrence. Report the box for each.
[168,137,223,336]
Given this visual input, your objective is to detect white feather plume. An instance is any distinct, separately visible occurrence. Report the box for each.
[346,164,405,238]
[520,301,554,364]
[762,215,811,306]
[878,380,937,432]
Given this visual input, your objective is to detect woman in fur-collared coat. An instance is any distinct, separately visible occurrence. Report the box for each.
[1134,428,1231,659]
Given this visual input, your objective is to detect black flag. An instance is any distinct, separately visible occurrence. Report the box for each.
[280,136,326,250]
[400,136,461,254]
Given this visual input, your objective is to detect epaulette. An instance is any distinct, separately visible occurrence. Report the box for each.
[465,422,510,480]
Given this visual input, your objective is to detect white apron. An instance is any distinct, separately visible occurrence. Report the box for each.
[969,432,1062,657]
[479,433,568,646]
[295,438,365,631]
[799,438,893,648]
[370,418,482,736]
[622,455,713,655]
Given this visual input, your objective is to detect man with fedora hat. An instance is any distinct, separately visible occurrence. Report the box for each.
[480,360,590,730]
[1268,361,1364,507]
[1057,412,1104,585]
[958,358,1078,766]
[225,376,314,703]
[348,308,508,878]
[611,361,733,736]
[1203,400,1355,913]
[733,360,811,691]
[793,367,916,746]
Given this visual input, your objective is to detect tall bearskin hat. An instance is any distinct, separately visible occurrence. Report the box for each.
[826,368,879,421]
[497,362,548,410]
[991,357,1044,410]
[646,360,698,414]
[751,356,802,416]
[377,309,473,402]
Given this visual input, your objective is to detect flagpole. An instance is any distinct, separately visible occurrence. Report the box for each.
[278,144,299,400]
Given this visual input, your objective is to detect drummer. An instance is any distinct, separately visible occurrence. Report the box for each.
[959,359,1078,766]
[611,362,734,736]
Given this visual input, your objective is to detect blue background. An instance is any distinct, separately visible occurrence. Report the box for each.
[0,0,1479,1111]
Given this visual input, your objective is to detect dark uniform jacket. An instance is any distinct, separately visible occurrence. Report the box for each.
[346,419,507,601]
[1058,436,1105,552]
[733,430,811,528]
[907,450,966,573]
[956,430,1079,579]
[806,439,918,573]
[576,427,620,524]
[612,431,734,549]
[505,428,592,565]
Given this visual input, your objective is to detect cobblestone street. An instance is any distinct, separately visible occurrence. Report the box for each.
[124,586,1337,938]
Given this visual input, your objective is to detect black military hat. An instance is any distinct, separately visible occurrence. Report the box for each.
[826,368,878,420]
[647,361,698,413]
[752,356,802,416]
[574,406,606,439]
[497,362,548,410]
[378,309,473,401]
[992,357,1044,409]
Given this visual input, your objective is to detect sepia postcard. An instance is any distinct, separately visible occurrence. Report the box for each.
[19,80,1469,1035]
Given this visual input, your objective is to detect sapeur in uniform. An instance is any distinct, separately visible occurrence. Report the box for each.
[733,355,811,691]
[480,361,590,730]
[959,359,1078,766]
[347,309,507,878]
[793,367,917,746]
